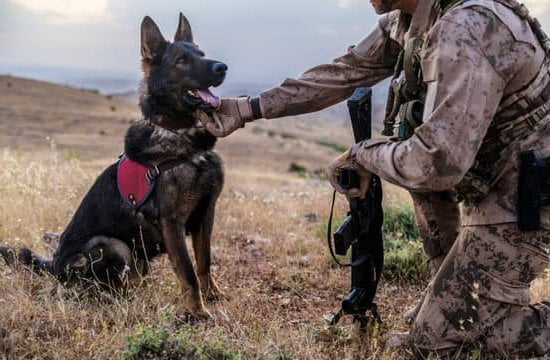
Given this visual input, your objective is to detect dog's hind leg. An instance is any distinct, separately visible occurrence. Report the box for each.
[160,218,210,318]
[0,246,53,275]
[191,198,226,302]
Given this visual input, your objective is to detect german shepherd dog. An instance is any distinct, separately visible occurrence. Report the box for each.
[0,14,226,318]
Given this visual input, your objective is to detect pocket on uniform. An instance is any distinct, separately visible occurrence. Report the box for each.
[459,267,530,306]
[421,58,438,83]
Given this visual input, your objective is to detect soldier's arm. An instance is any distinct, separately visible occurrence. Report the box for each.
[353,7,535,192]
[258,15,399,119]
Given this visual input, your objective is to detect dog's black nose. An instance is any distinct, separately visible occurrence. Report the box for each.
[212,62,228,74]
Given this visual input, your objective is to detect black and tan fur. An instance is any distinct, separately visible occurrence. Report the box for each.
[0,13,227,317]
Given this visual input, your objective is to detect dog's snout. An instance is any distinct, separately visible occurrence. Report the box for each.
[212,62,228,74]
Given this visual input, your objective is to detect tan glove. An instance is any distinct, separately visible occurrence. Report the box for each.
[328,148,372,199]
[196,97,256,137]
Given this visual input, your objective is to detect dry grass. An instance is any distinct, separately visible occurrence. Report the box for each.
[0,76,548,359]
[1,149,547,359]
[0,149,421,359]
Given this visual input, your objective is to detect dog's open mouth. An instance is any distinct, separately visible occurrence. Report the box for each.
[187,89,221,109]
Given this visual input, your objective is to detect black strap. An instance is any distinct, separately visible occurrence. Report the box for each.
[145,158,188,184]
[251,97,263,119]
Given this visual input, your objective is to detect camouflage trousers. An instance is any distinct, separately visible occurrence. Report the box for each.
[410,223,550,357]
[410,191,460,275]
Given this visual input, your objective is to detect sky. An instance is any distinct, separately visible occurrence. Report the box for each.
[1,0,550,93]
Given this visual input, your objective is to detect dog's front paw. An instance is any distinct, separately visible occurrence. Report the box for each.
[200,275,228,302]
[0,246,16,266]
[173,308,212,326]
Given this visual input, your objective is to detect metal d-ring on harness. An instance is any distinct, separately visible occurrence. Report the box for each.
[145,165,161,185]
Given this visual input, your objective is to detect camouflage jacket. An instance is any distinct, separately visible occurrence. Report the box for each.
[259,0,550,227]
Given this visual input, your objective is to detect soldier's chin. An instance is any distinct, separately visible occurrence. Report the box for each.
[370,0,393,14]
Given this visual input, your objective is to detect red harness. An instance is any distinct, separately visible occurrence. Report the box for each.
[117,155,157,208]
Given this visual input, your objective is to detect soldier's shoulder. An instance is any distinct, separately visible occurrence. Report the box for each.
[379,11,409,46]
[378,10,401,32]
[442,0,534,44]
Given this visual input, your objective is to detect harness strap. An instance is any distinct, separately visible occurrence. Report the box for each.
[145,158,188,184]
[407,0,438,40]
[495,0,550,54]
[403,0,438,96]
[118,155,189,209]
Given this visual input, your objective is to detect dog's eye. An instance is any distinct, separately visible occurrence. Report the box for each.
[177,55,189,64]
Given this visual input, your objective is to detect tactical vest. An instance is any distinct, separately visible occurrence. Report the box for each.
[383,0,550,203]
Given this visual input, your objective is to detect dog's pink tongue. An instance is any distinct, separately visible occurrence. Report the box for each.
[196,89,221,109]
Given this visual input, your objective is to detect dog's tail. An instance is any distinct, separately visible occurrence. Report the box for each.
[0,245,53,275]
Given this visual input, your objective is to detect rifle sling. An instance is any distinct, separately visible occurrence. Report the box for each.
[327,190,370,268]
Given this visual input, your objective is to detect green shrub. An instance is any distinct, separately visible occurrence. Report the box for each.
[314,140,347,153]
[382,206,429,283]
[280,132,297,140]
[123,325,245,360]
[288,162,307,175]
[382,206,419,245]
[252,127,265,135]
[123,326,169,359]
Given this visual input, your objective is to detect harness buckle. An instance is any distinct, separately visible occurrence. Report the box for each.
[146,165,160,184]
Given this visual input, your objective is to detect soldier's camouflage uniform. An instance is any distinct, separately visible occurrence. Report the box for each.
[256,0,550,356]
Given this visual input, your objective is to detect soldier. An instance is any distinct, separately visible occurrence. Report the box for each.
[198,0,550,357]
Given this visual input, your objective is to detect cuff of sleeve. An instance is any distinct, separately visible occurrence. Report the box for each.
[250,97,263,120]
[237,97,255,122]
[354,139,389,170]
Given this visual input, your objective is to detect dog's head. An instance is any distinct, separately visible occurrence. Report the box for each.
[140,13,227,125]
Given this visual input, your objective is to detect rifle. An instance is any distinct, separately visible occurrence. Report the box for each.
[326,87,384,327]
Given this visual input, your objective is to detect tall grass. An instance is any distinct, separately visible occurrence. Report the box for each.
[0,149,546,359]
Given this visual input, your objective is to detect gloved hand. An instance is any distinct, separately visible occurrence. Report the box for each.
[328,148,372,199]
[196,97,259,137]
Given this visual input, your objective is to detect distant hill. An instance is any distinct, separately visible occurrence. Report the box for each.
[0,75,139,159]
[0,64,140,94]
[0,74,390,176]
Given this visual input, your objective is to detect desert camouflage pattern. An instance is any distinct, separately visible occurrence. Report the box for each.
[259,0,550,355]
[409,191,460,275]
[412,223,550,357]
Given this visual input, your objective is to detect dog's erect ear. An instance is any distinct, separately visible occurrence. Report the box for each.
[174,12,194,44]
[141,16,167,60]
